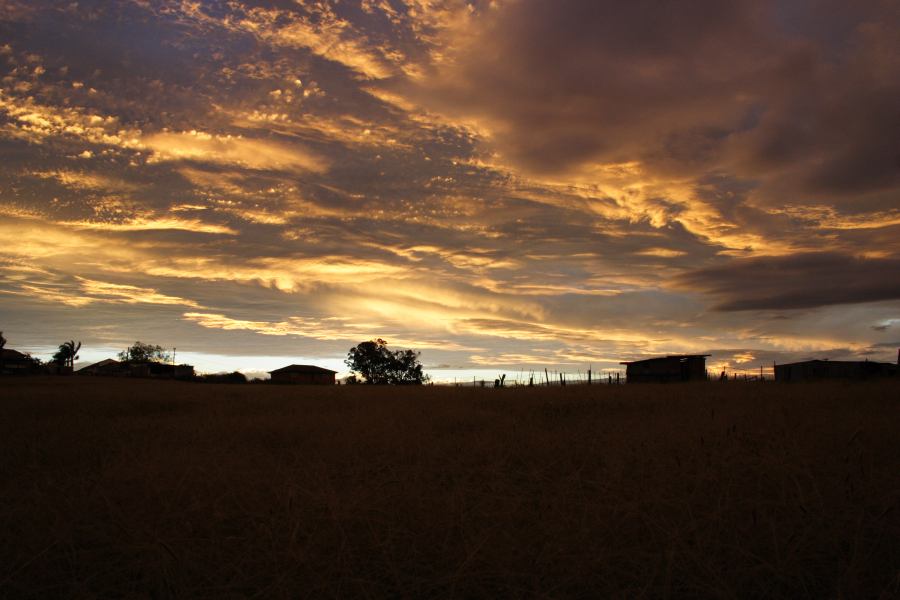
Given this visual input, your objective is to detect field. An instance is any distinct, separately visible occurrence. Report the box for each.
[1,377,898,598]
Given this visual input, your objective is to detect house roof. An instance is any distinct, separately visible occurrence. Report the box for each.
[77,358,120,371]
[1,348,29,360]
[269,364,337,375]
[620,354,710,365]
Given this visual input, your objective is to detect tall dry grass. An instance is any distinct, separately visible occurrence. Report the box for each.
[0,377,898,598]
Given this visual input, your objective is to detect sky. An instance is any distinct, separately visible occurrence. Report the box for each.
[1,0,898,380]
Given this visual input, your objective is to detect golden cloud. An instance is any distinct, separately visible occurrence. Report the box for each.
[143,130,327,172]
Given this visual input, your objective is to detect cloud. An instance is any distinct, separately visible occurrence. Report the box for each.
[0,92,326,174]
[63,216,237,235]
[0,263,200,308]
[677,253,900,311]
[406,0,781,176]
[400,0,900,231]
[31,169,137,193]
[77,277,201,307]
[143,131,328,173]
[182,311,476,351]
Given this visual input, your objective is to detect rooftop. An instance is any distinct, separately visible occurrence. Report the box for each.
[77,358,120,371]
[269,364,337,375]
[620,354,710,365]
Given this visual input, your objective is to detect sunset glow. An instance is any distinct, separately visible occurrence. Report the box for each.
[1,0,898,379]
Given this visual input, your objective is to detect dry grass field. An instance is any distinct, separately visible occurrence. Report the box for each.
[0,377,898,598]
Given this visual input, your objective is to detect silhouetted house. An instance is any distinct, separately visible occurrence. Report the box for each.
[130,361,194,380]
[620,354,710,383]
[0,348,40,375]
[76,359,194,379]
[269,364,336,385]
[774,359,897,382]
[45,363,73,376]
[77,358,126,376]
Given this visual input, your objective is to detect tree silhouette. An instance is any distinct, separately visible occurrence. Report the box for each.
[118,342,170,363]
[53,340,81,368]
[345,339,427,385]
[0,331,6,374]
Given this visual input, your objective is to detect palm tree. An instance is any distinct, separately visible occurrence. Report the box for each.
[53,340,82,369]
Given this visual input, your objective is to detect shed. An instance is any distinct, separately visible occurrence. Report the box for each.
[774,359,896,382]
[620,354,710,383]
[269,364,336,385]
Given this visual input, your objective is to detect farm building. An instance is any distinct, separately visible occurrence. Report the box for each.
[269,364,336,385]
[620,354,710,383]
[774,359,897,382]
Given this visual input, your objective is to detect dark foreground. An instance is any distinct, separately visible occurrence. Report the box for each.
[0,378,898,598]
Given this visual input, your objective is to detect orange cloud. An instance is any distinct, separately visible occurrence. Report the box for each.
[144,131,327,172]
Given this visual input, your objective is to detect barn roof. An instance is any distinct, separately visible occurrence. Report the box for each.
[269,364,337,375]
[620,354,710,365]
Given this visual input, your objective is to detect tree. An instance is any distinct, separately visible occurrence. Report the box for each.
[118,341,170,363]
[0,331,5,373]
[391,349,427,385]
[345,339,428,385]
[53,340,81,368]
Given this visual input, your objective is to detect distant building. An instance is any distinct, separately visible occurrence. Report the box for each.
[269,364,337,385]
[130,361,195,379]
[45,363,73,376]
[76,359,194,379]
[77,358,123,376]
[774,359,897,382]
[620,355,710,383]
[0,348,40,375]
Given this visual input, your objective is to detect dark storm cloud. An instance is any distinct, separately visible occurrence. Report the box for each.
[410,0,900,208]
[677,253,900,311]
[410,0,782,175]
